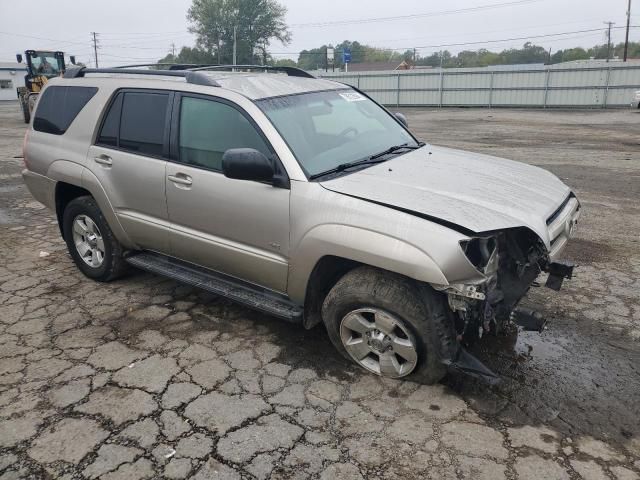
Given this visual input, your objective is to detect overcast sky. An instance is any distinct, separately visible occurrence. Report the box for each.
[0,0,637,67]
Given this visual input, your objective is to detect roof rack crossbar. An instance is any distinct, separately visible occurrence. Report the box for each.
[189,64,316,79]
[63,66,221,87]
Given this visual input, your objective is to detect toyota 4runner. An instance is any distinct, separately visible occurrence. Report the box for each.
[22,65,580,384]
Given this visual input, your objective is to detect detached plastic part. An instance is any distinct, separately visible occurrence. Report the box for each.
[511,307,547,332]
[442,348,500,385]
[545,260,574,291]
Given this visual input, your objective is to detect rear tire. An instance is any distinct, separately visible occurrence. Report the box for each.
[62,196,127,282]
[322,266,455,384]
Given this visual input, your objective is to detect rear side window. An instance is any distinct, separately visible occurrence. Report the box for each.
[97,91,169,157]
[120,92,168,156]
[33,86,97,135]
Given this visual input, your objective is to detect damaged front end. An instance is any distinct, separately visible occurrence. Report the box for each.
[436,227,575,384]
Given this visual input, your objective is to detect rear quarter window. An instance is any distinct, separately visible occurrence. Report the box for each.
[33,86,98,135]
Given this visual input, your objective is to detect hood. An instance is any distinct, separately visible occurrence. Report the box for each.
[320,145,571,247]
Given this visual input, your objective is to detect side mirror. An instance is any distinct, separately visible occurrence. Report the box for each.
[69,55,76,65]
[16,54,23,64]
[222,148,274,182]
[394,112,408,128]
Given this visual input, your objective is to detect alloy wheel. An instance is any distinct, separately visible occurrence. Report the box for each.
[72,214,105,268]
[340,307,418,378]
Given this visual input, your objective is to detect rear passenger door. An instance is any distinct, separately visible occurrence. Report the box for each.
[165,93,290,293]
[87,89,172,252]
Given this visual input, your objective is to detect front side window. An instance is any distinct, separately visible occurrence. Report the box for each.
[178,96,270,171]
[257,89,417,178]
[33,86,97,135]
[118,92,169,156]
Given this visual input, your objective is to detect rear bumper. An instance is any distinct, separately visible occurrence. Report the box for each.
[22,169,56,210]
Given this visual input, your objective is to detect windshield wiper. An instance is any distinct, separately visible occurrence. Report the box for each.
[309,142,425,180]
[369,142,424,160]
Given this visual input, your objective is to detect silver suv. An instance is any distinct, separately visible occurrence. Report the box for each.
[22,65,580,384]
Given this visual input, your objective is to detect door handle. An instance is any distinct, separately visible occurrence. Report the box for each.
[168,174,193,186]
[94,155,112,166]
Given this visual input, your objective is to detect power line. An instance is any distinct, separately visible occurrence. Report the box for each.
[0,31,90,47]
[361,18,628,46]
[290,0,542,27]
[268,25,639,56]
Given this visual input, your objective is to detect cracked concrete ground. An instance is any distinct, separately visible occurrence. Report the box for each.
[1,101,639,479]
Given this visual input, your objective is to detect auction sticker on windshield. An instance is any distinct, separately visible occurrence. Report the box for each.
[339,92,366,102]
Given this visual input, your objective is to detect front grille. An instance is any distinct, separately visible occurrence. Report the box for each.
[546,196,581,259]
[546,193,573,226]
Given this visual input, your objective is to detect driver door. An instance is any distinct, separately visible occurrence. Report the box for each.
[165,93,290,293]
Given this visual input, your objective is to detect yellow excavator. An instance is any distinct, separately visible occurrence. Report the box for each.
[15,50,76,123]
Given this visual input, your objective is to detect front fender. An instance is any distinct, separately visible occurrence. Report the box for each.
[287,224,449,303]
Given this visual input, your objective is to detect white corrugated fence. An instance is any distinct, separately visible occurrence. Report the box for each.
[318,62,640,108]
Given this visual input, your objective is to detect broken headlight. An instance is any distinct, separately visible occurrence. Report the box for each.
[460,236,498,272]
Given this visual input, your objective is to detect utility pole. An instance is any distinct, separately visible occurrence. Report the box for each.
[604,21,615,62]
[91,32,99,68]
[232,26,237,66]
[624,0,632,61]
[171,43,176,57]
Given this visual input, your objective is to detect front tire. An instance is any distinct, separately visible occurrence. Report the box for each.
[62,196,127,282]
[322,266,455,384]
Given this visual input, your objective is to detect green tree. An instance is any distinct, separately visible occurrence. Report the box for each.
[157,46,217,67]
[550,47,589,64]
[417,51,452,67]
[297,45,331,70]
[187,0,291,64]
[270,58,296,67]
[500,42,549,64]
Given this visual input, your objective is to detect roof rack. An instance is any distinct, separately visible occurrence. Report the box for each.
[108,63,314,78]
[63,64,316,86]
[110,63,217,70]
[189,64,316,78]
[63,66,221,87]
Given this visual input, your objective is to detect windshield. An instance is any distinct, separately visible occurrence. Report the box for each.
[257,89,418,178]
[28,52,62,77]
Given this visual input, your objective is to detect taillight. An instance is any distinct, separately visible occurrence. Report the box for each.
[22,129,29,169]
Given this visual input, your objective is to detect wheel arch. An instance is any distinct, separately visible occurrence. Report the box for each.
[52,167,135,249]
[55,182,91,238]
[292,224,450,328]
[302,255,362,329]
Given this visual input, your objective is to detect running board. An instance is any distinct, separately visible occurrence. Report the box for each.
[125,252,303,323]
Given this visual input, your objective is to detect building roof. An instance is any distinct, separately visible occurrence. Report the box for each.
[0,62,27,71]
